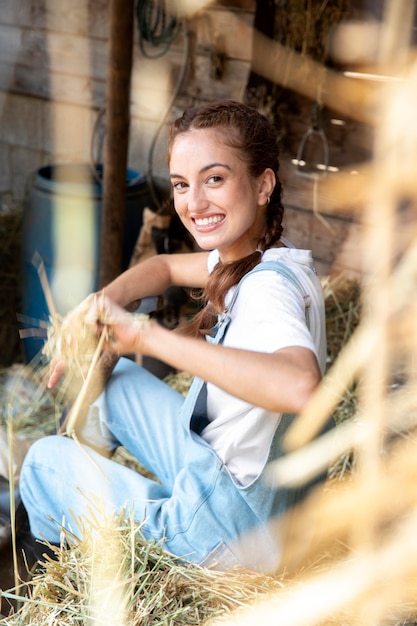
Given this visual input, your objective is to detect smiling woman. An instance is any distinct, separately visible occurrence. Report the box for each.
[19,100,330,573]
[169,131,274,262]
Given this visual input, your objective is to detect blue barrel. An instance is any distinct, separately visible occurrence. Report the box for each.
[21,163,152,362]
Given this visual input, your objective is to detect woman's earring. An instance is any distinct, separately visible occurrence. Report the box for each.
[267,196,271,204]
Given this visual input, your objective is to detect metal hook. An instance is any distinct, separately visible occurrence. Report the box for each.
[295,103,329,179]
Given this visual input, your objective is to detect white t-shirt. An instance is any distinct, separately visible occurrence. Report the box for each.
[201,246,326,486]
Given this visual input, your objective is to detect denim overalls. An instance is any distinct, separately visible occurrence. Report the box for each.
[20,261,323,572]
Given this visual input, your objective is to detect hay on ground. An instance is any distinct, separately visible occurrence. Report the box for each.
[2,514,283,625]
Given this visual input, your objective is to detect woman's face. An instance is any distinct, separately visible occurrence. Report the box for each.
[169,128,274,263]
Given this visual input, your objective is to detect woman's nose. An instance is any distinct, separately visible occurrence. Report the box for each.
[187,185,209,212]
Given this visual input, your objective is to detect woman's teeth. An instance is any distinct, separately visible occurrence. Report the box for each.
[195,215,223,227]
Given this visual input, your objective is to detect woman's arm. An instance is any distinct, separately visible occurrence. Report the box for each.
[102,251,210,306]
[144,324,321,414]
[91,298,321,414]
[46,251,210,388]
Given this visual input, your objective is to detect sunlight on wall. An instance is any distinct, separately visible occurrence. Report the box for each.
[45,0,97,315]
[48,167,98,313]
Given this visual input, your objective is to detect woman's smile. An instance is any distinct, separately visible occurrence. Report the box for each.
[193,214,225,230]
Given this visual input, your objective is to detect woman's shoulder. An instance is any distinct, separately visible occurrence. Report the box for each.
[258,247,324,306]
[207,245,315,273]
[262,245,314,269]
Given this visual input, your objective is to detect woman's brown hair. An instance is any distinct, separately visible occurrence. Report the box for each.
[168,100,285,337]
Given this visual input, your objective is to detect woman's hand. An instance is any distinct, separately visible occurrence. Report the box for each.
[47,357,66,389]
[45,293,150,389]
[44,293,97,388]
[83,294,150,356]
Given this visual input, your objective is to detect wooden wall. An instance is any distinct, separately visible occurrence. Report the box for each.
[0,0,254,196]
[278,93,374,277]
[0,0,375,279]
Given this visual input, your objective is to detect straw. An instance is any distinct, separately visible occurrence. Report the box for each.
[1,514,283,626]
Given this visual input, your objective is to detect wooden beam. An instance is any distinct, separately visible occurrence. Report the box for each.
[243,0,275,107]
[99,0,135,288]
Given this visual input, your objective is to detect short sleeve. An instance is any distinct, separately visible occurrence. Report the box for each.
[223,270,317,356]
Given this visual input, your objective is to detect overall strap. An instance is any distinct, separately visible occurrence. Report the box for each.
[226,260,311,329]
[188,261,311,434]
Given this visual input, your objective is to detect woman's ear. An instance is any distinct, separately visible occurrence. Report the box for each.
[258,168,276,206]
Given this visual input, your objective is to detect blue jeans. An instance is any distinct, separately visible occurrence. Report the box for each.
[20,358,321,572]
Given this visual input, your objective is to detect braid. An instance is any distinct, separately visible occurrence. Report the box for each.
[179,251,263,337]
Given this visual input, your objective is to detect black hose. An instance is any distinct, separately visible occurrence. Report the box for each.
[136,0,180,59]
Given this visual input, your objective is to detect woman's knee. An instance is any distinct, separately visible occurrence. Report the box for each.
[105,357,183,426]
[20,436,68,487]
[108,357,146,386]
[22,435,63,469]
[20,436,66,515]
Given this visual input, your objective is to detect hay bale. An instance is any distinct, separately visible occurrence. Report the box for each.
[0,362,58,441]
[321,275,362,478]
[323,275,361,369]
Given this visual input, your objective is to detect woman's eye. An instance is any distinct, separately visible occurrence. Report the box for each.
[172,181,187,191]
[207,175,223,184]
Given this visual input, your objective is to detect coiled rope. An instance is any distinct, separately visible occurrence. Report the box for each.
[136,0,180,58]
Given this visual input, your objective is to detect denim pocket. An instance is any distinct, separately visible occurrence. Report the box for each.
[198,540,243,571]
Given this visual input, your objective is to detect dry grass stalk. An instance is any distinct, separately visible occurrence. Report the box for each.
[0,362,59,441]
[62,329,107,438]
[210,509,417,626]
[5,419,19,595]
[323,276,361,369]
[163,370,194,396]
[42,296,149,438]
[273,0,350,63]
[2,514,283,626]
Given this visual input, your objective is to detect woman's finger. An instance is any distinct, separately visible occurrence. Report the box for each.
[47,360,66,389]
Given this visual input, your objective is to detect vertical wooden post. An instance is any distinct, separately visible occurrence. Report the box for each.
[99,0,135,288]
[243,0,275,108]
